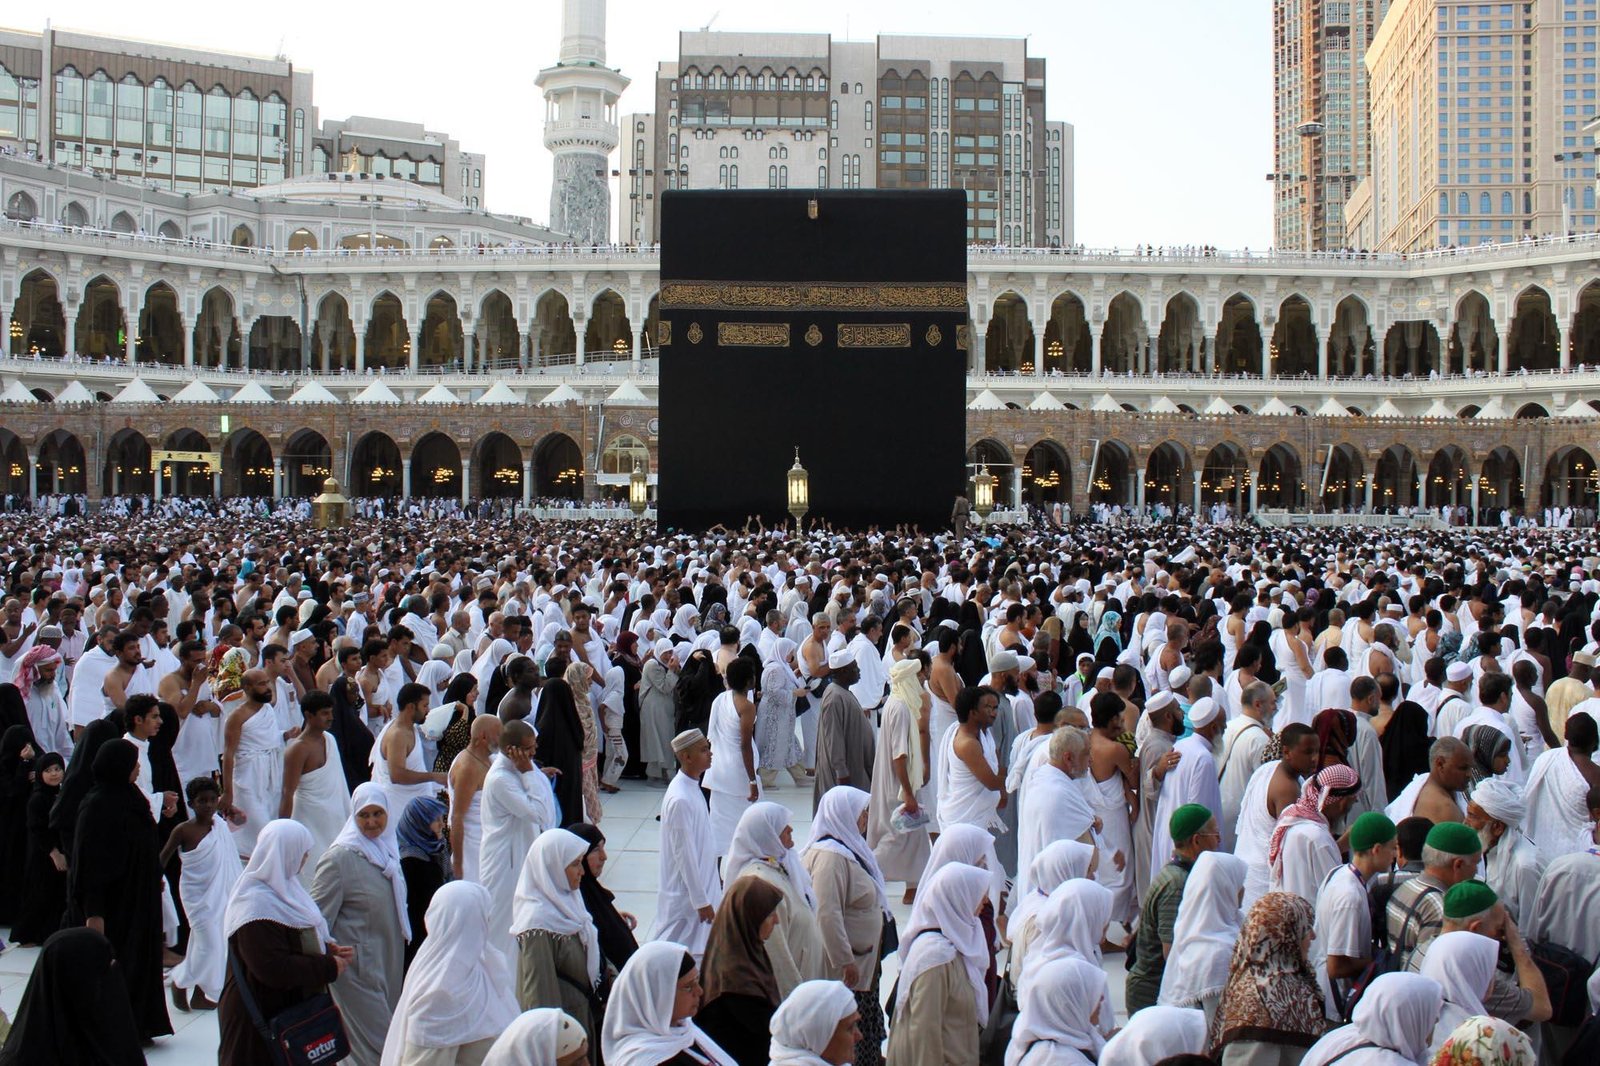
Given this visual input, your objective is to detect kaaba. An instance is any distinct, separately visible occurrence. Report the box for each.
[656,189,969,531]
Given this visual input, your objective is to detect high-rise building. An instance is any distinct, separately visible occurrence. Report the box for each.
[1271,0,1388,250]
[0,23,486,207]
[1354,0,1599,253]
[538,0,629,245]
[622,31,1073,246]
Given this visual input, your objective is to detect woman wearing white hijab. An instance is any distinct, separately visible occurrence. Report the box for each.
[481,1008,589,1066]
[379,881,520,1066]
[768,980,860,1066]
[1158,850,1249,1023]
[1300,972,1444,1066]
[219,819,351,1066]
[639,639,680,781]
[1005,840,1097,990]
[1417,931,1500,1060]
[1097,1005,1208,1066]
[669,605,701,644]
[601,940,737,1066]
[469,639,516,715]
[1017,879,1116,1038]
[511,828,600,1048]
[724,801,824,997]
[802,786,890,1060]
[756,637,808,789]
[1004,956,1110,1066]
[885,862,992,1066]
[311,782,408,1066]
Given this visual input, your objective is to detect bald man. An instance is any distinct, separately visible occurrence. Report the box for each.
[448,714,502,882]
[220,668,286,859]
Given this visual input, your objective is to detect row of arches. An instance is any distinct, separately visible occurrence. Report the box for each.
[982,285,1588,377]
[0,427,661,502]
[964,438,1599,515]
[6,271,659,370]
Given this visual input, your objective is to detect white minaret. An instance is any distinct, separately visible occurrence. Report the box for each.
[537,0,630,245]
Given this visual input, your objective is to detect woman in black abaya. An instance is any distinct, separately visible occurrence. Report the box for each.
[48,715,122,862]
[69,738,172,1043]
[0,927,144,1066]
[11,751,67,946]
[0,724,36,923]
[534,677,586,827]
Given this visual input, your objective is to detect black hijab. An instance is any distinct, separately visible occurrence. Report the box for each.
[1380,701,1432,800]
[568,822,638,974]
[533,678,585,827]
[48,715,122,856]
[0,927,144,1066]
[0,724,33,795]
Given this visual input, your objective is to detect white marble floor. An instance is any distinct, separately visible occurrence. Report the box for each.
[0,775,1129,1063]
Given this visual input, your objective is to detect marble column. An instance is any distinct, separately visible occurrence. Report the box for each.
[401,459,412,501]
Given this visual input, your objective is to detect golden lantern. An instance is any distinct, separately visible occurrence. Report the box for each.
[973,463,996,520]
[787,448,809,524]
[312,476,351,529]
[629,461,649,517]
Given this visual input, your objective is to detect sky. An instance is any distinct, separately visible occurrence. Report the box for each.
[31,0,1275,247]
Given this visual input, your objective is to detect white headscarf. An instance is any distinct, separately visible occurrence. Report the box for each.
[379,882,519,1064]
[887,657,928,789]
[1097,1005,1208,1066]
[921,822,1007,914]
[651,637,677,666]
[415,659,453,706]
[804,786,888,911]
[725,801,815,909]
[482,1008,590,1066]
[1004,956,1109,1066]
[1158,850,1248,1008]
[670,605,700,641]
[1009,840,1096,945]
[333,782,411,940]
[599,665,626,716]
[768,980,858,1066]
[1299,972,1444,1066]
[1018,879,1113,995]
[601,941,738,1066]
[222,818,331,946]
[1418,931,1499,1048]
[510,827,599,986]
[470,638,515,714]
[895,862,992,1020]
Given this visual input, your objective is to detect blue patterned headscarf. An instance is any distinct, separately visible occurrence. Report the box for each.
[397,795,448,864]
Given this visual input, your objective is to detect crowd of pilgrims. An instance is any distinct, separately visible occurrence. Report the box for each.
[1,508,1600,1065]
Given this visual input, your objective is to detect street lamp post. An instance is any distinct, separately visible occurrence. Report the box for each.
[628,462,649,518]
[1296,120,1325,253]
[787,448,809,527]
[973,463,996,523]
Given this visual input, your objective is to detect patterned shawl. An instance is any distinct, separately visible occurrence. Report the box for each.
[1208,892,1327,1054]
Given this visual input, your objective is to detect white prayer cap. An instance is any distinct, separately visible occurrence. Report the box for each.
[1574,650,1598,667]
[1168,665,1193,690]
[430,643,455,661]
[988,649,1020,674]
[828,648,856,670]
[1188,697,1221,728]
[1146,690,1176,713]
[671,728,707,753]
[1266,606,1284,629]
[288,629,314,649]
[1016,655,1036,674]
[1471,777,1526,828]
[1096,667,1115,682]
[1446,662,1473,682]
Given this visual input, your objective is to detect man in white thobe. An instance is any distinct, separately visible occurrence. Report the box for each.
[1466,776,1544,924]
[1526,788,1600,965]
[653,729,724,959]
[1218,679,1275,840]
[478,720,557,958]
[1148,697,1226,885]
[1016,726,1096,896]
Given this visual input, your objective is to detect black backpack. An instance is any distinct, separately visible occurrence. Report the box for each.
[1528,939,1596,1027]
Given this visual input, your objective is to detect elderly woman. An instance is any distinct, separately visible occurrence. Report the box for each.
[639,640,680,781]
[1299,972,1443,1066]
[885,862,993,1066]
[695,876,786,1065]
[379,881,520,1066]
[1209,892,1328,1066]
[510,827,600,1050]
[481,1009,591,1066]
[1005,840,1096,990]
[601,940,736,1066]
[1159,850,1250,1024]
[1417,931,1501,1061]
[768,980,860,1066]
[312,782,409,1066]
[724,801,825,997]
[1426,1016,1536,1066]
[1098,1005,1209,1066]
[1006,955,1111,1066]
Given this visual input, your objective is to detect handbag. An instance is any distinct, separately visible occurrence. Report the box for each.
[878,911,899,960]
[977,975,1020,1066]
[227,949,350,1066]
[1528,939,1596,1027]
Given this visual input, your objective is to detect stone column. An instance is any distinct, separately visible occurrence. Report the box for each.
[410,327,423,374]
[522,459,532,507]
[516,329,529,371]
[1416,471,1426,510]
[1191,470,1202,516]
[26,449,37,501]
[272,457,284,500]
[1249,478,1259,514]
[1143,334,1155,375]
[212,468,221,499]
[1318,338,1329,380]
[182,327,195,369]
[401,459,412,501]
[573,315,588,366]
[1364,477,1374,514]
[1469,477,1480,524]
[972,331,987,375]
[1089,331,1102,377]
[633,327,643,364]
[1135,476,1146,514]
[0,308,8,357]
[1033,324,1046,377]
[1011,466,1023,510]
[125,326,137,364]
[460,459,470,507]
[1497,327,1512,375]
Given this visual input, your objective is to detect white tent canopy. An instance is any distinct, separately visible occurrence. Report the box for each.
[1256,396,1294,416]
[476,381,523,405]
[230,381,275,403]
[1027,391,1066,411]
[0,379,38,403]
[1474,396,1509,419]
[967,388,1005,410]
[110,378,162,404]
[170,379,222,403]
[353,380,402,404]
[1147,395,1180,414]
[1315,396,1351,417]
[53,380,94,404]
[1369,398,1406,419]
[539,384,582,406]
[1422,398,1455,419]
[1202,396,1235,416]
[1557,398,1596,419]
[606,381,649,405]
[1090,393,1121,413]
[417,383,460,404]
[287,380,340,404]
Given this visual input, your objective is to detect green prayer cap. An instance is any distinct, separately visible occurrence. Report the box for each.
[1442,879,1499,920]
[1348,812,1398,854]
[1426,821,1481,857]
[1169,803,1214,845]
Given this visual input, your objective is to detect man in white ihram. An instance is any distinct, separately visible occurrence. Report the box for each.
[1148,696,1226,883]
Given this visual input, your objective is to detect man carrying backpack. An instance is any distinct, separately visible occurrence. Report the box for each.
[1311,811,1398,1020]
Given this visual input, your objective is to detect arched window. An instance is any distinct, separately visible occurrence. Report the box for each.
[1479,192,1491,214]
[1458,192,1470,214]
[830,100,838,129]
[1501,192,1513,214]
[780,165,788,188]
[818,165,828,188]
[719,163,728,188]
[730,165,738,189]
[601,435,650,475]
[769,164,778,188]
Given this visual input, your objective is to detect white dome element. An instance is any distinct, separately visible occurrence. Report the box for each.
[1474,396,1508,419]
[1422,398,1454,419]
[1557,398,1596,419]
[110,378,162,403]
[1090,393,1122,413]
[1202,396,1235,416]
[539,384,583,406]
[0,379,38,403]
[1028,391,1067,411]
[287,380,341,404]
[1256,396,1294,416]
[476,381,523,404]
[241,172,466,211]
[353,380,402,404]
[230,381,276,403]
[53,380,95,404]
[967,388,1005,410]
[418,383,460,404]
[1315,396,1351,417]
[606,381,650,405]
[1370,398,1406,419]
[1146,395,1180,414]
[170,379,222,403]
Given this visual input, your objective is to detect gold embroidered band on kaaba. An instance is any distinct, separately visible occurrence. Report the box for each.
[718,322,791,347]
[660,282,967,313]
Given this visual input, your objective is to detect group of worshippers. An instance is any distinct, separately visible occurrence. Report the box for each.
[3,508,1600,1063]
